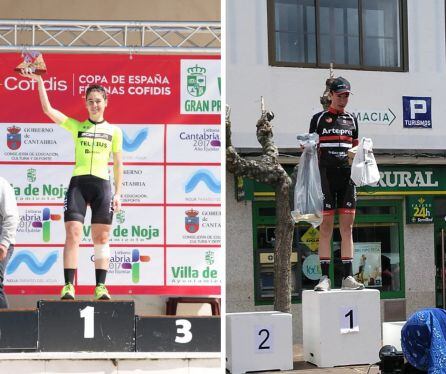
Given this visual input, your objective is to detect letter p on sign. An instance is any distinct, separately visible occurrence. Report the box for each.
[410,100,427,119]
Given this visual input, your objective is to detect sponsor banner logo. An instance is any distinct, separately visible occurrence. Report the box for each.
[167,206,221,245]
[167,248,221,285]
[111,166,163,204]
[120,125,164,162]
[166,125,220,163]
[0,123,72,161]
[82,206,163,244]
[17,207,64,244]
[185,208,200,233]
[5,247,63,285]
[180,60,221,114]
[167,166,221,204]
[8,165,70,203]
[77,247,164,286]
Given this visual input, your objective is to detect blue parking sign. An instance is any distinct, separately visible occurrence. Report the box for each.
[402,96,432,128]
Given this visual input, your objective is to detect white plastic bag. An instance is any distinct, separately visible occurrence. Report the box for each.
[350,137,380,187]
[291,133,324,228]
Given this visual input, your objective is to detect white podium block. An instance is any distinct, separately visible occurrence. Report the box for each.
[226,311,293,374]
[303,289,380,367]
[382,321,405,351]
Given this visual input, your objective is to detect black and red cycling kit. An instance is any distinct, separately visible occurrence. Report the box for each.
[309,107,359,215]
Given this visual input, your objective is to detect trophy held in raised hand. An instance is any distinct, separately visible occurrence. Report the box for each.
[15,51,47,75]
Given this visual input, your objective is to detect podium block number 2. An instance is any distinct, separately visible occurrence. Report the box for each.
[255,325,273,353]
[339,306,359,334]
[80,306,94,339]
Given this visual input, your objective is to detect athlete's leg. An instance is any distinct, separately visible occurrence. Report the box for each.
[60,221,83,299]
[91,224,111,271]
[319,214,335,259]
[314,167,336,291]
[62,177,87,299]
[88,177,114,299]
[91,223,112,300]
[337,168,357,278]
[63,221,83,268]
[339,211,364,289]
[318,167,336,261]
[339,212,355,259]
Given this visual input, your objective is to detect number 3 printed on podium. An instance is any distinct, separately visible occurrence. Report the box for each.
[175,319,193,344]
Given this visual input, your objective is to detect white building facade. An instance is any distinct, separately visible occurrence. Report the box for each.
[227,0,445,342]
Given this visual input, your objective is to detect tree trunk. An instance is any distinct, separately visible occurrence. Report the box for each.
[226,108,294,313]
[273,178,295,313]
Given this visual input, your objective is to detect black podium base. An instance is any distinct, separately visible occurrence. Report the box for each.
[0,309,38,352]
[136,316,221,352]
[38,300,135,352]
[0,300,221,354]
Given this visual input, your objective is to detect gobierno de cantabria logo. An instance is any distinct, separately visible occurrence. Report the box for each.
[7,125,21,150]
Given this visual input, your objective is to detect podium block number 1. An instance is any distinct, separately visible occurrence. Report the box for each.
[255,325,273,353]
[80,306,94,339]
[339,306,359,334]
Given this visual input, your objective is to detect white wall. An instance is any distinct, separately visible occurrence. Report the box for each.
[227,0,446,150]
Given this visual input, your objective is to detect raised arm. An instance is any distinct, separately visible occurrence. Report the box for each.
[21,71,67,125]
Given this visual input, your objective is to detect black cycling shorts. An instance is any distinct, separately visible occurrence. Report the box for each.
[64,175,114,224]
[319,167,356,215]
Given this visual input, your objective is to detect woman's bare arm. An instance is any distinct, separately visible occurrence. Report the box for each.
[21,71,67,125]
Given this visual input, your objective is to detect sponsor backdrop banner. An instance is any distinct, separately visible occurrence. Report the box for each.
[0,53,221,296]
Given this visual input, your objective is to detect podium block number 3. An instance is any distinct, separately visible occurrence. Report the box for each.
[175,319,193,344]
[339,306,359,334]
[255,325,273,353]
[80,306,95,339]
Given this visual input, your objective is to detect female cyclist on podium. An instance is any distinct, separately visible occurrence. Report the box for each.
[21,67,123,301]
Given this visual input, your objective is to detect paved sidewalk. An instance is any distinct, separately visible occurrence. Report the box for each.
[251,345,381,374]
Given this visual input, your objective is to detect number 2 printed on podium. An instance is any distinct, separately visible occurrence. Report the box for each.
[255,325,274,353]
